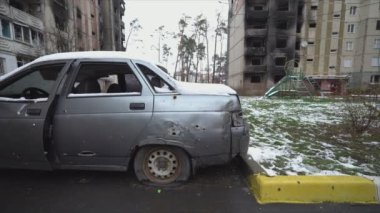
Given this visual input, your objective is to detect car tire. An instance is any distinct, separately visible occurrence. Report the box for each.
[134,146,191,185]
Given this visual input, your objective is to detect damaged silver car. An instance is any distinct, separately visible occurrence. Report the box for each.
[0,52,249,184]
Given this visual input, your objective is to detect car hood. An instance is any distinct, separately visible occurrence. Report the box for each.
[174,81,237,95]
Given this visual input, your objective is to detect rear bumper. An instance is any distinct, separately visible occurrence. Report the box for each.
[231,120,250,158]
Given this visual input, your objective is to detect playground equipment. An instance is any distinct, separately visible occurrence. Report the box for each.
[264,60,320,98]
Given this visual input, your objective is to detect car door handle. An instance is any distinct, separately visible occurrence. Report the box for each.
[78,151,96,157]
[26,108,41,116]
[130,103,145,110]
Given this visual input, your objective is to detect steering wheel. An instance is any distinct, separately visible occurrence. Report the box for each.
[22,87,49,99]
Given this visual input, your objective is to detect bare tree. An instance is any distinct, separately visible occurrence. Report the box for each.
[212,13,227,83]
[125,18,142,52]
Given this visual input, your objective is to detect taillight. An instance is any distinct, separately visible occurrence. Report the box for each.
[231,111,244,127]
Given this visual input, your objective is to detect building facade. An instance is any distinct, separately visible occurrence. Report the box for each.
[0,0,125,75]
[228,0,380,95]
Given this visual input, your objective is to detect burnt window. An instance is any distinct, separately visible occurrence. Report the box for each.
[376,20,380,30]
[370,75,380,83]
[250,75,261,83]
[276,20,288,30]
[276,38,287,48]
[295,40,300,50]
[252,40,264,47]
[309,22,316,28]
[251,21,267,29]
[332,32,338,36]
[55,16,65,30]
[14,24,22,41]
[311,5,318,10]
[331,49,337,53]
[278,1,289,11]
[253,5,264,10]
[76,8,82,19]
[296,22,302,33]
[307,58,314,62]
[333,14,340,18]
[252,57,262,65]
[308,41,315,45]
[274,75,284,83]
[275,57,286,66]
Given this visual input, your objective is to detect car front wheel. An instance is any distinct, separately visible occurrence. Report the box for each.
[134,146,191,185]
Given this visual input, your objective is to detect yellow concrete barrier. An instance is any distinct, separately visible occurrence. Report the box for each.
[249,174,379,204]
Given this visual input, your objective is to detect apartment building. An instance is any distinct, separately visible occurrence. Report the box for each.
[0,0,125,75]
[228,0,380,95]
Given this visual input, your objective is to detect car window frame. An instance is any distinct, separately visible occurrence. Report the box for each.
[64,59,148,99]
[131,60,178,95]
[0,60,71,103]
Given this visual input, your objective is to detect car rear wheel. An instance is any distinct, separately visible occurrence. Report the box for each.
[134,146,191,185]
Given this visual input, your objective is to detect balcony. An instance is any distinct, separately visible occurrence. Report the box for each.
[0,38,44,57]
[245,28,267,37]
[246,8,268,20]
[244,65,267,73]
[245,47,266,56]
[0,2,43,30]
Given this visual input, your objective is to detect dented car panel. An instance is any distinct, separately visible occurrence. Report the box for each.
[0,52,249,173]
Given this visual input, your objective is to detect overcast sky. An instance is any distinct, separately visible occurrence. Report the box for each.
[122,0,229,72]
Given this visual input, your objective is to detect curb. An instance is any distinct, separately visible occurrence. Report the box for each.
[242,156,380,204]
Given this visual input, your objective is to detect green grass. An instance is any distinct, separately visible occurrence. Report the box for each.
[242,97,380,176]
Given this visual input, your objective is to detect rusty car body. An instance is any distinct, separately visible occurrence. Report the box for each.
[0,52,249,184]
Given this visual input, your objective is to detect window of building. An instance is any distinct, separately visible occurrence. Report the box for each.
[374,39,380,49]
[307,58,314,62]
[253,5,264,10]
[311,5,318,10]
[0,58,5,75]
[92,31,96,36]
[376,20,380,30]
[250,75,261,83]
[308,41,315,45]
[332,32,339,35]
[274,75,284,83]
[276,20,288,30]
[343,59,352,67]
[14,24,22,41]
[347,24,355,33]
[1,19,11,38]
[278,1,289,11]
[371,57,380,67]
[349,6,357,15]
[76,7,82,19]
[252,40,264,47]
[329,66,336,69]
[22,26,30,44]
[309,22,316,28]
[276,38,287,48]
[333,14,340,18]
[346,41,353,51]
[31,30,38,46]
[331,49,337,53]
[252,57,262,65]
[55,16,65,31]
[274,57,286,66]
[370,75,380,84]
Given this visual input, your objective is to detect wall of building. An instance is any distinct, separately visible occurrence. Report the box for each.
[0,0,125,74]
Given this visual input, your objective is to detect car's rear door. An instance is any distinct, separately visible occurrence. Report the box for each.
[53,59,154,170]
[0,61,71,170]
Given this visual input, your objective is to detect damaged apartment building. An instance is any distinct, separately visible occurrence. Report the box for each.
[0,0,126,74]
[228,0,380,95]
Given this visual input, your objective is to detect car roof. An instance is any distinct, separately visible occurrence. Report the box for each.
[33,51,146,64]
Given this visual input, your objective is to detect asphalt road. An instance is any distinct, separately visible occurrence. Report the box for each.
[0,160,378,213]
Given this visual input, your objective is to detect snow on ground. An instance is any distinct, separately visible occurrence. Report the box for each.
[242,97,380,176]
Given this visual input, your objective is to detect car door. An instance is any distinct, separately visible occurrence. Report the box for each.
[53,59,154,170]
[0,61,70,170]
